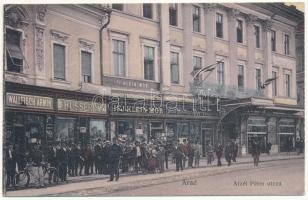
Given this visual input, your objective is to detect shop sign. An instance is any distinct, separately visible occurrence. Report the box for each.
[57,99,107,114]
[6,93,53,110]
[103,76,160,90]
[111,104,164,115]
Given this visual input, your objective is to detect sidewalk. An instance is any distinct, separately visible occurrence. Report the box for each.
[5,152,304,194]
[67,152,304,183]
[5,153,304,196]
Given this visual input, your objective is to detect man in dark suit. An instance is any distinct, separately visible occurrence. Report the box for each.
[108,138,123,181]
[47,142,58,183]
[56,142,68,181]
[5,144,16,188]
[224,142,233,166]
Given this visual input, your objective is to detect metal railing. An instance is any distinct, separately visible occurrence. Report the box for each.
[190,82,264,99]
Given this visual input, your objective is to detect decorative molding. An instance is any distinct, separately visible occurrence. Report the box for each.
[261,20,273,32]
[229,8,240,19]
[246,14,258,26]
[50,29,70,43]
[204,3,218,12]
[35,25,45,72]
[79,38,95,51]
[4,5,30,29]
[36,5,47,24]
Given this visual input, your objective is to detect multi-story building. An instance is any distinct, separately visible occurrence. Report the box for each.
[3,3,304,157]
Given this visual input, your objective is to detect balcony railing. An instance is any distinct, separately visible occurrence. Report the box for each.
[190,81,264,99]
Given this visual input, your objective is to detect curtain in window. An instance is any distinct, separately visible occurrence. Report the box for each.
[53,44,65,80]
[144,46,154,80]
[170,52,179,84]
[82,51,91,77]
[113,40,125,77]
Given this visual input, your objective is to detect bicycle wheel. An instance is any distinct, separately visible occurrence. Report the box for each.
[14,171,30,188]
[47,167,59,184]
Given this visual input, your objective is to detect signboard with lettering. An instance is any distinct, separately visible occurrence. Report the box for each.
[103,76,160,90]
[57,99,107,114]
[6,93,53,110]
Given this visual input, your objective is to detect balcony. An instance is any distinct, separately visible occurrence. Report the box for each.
[190,82,264,99]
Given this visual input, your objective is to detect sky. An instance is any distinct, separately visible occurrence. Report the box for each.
[284,2,305,12]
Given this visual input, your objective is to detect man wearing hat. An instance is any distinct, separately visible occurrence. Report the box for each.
[5,144,16,188]
[47,141,58,183]
[108,138,123,181]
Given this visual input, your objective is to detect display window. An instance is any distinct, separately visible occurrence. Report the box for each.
[90,119,107,141]
[54,117,76,142]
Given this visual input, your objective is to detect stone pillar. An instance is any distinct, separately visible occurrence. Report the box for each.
[34,5,47,82]
[227,8,239,86]
[183,4,193,92]
[159,4,171,91]
[204,4,216,84]
[246,14,257,90]
[261,20,273,97]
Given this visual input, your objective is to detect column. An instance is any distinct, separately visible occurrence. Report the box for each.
[246,14,257,90]
[261,20,273,97]
[34,5,47,82]
[159,4,171,91]
[183,4,193,92]
[204,4,216,84]
[227,8,239,86]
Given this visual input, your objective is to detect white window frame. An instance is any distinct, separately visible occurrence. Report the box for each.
[110,32,129,77]
[51,41,68,81]
[215,56,227,85]
[170,45,183,85]
[141,39,159,82]
[192,5,201,33]
[79,48,94,84]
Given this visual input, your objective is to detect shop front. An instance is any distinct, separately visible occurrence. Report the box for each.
[4,83,108,158]
[278,118,296,152]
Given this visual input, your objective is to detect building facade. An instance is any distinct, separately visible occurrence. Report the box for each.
[3,3,304,156]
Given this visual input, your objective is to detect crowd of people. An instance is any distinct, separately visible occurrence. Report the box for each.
[5,137,302,189]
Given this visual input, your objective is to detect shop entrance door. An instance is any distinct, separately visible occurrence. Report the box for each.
[279,134,295,152]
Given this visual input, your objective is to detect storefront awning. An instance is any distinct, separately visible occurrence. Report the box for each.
[264,106,304,112]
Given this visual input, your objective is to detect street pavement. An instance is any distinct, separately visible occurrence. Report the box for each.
[5,152,304,196]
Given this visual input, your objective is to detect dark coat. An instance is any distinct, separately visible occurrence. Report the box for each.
[215,145,223,158]
[5,149,16,172]
[56,148,68,165]
[47,147,57,166]
[251,142,261,157]
[108,144,123,162]
[30,149,43,166]
[224,144,233,161]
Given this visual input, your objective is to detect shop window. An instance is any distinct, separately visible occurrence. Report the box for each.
[190,122,200,143]
[55,117,76,142]
[135,121,148,142]
[150,121,163,140]
[169,3,177,26]
[193,6,200,32]
[53,43,66,80]
[247,117,267,133]
[143,4,152,19]
[113,39,126,77]
[279,118,295,152]
[144,46,155,80]
[170,52,179,84]
[90,119,107,141]
[6,28,24,73]
[216,13,223,38]
[177,122,189,139]
[166,122,176,141]
[117,120,134,142]
[81,51,92,83]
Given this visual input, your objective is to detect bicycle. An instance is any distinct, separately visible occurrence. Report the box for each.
[14,162,59,188]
